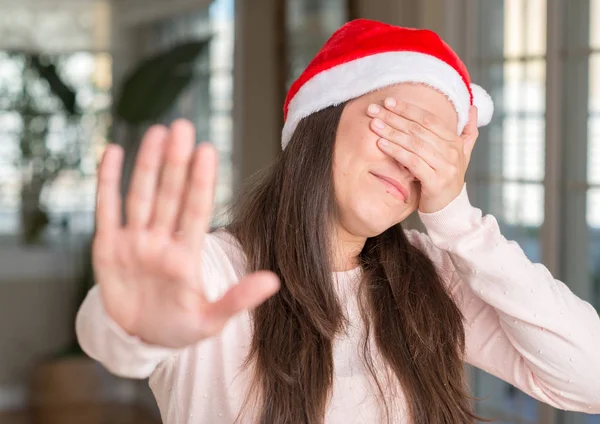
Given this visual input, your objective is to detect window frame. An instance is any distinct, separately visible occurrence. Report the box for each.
[446,0,577,423]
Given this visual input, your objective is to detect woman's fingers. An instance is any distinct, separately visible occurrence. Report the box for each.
[379,97,459,142]
[179,143,218,251]
[199,271,280,337]
[377,138,436,185]
[151,120,196,233]
[370,117,447,170]
[96,144,124,235]
[126,125,168,228]
[94,145,124,271]
[462,106,479,161]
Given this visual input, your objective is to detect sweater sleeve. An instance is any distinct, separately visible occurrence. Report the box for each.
[76,285,179,379]
[407,184,600,413]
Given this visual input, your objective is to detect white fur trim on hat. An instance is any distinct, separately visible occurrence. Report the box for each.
[470,83,494,127]
[282,51,493,148]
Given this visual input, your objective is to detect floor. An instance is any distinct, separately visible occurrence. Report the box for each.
[0,403,162,424]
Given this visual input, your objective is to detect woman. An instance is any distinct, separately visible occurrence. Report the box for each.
[77,19,600,423]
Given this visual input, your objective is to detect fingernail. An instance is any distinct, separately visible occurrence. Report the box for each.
[385,97,397,108]
[373,118,385,129]
[378,138,389,147]
[368,104,381,115]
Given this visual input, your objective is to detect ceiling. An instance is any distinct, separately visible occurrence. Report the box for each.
[0,0,110,53]
[114,0,213,27]
[0,0,213,53]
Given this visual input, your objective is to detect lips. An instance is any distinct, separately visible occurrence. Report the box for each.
[370,172,410,201]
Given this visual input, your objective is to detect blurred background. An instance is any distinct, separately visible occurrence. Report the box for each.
[0,0,597,423]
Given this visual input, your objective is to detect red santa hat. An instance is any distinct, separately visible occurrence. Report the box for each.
[282,19,494,149]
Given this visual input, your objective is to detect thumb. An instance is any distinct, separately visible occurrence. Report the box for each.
[462,106,479,159]
[198,271,280,336]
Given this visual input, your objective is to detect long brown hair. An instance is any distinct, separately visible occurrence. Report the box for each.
[226,104,481,423]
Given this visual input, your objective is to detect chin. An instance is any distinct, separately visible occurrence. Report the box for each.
[338,196,414,238]
[346,223,390,239]
[351,209,403,238]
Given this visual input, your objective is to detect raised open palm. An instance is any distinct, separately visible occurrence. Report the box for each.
[93,120,280,348]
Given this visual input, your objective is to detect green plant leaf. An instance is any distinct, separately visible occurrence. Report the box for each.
[115,39,210,124]
[29,55,78,116]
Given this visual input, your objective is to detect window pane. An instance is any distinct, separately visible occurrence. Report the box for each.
[504,0,547,58]
[524,60,546,112]
[589,55,600,189]
[503,60,546,115]
[590,54,600,114]
[588,188,600,228]
[590,189,600,312]
[504,0,525,57]
[588,109,600,185]
[502,116,545,181]
[503,182,544,228]
[591,0,600,49]
[525,0,547,56]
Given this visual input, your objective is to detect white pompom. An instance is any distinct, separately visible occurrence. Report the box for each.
[471,84,494,127]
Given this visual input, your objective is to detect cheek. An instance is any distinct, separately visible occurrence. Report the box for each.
[351,122,382,159]
[338,108,381,156]
[334,125,379,181]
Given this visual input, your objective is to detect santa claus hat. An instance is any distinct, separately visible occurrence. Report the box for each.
[282,19,494,149]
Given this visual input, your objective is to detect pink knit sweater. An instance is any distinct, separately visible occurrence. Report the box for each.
[76,185,600,423]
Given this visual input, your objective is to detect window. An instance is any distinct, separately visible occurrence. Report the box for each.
[468,2,547,421]
[0,1,111,242]
[589,0,600,336]
[142,0,234,223]
[463,1,600,423]
[0,52,111,239]
[469,0,547,264]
